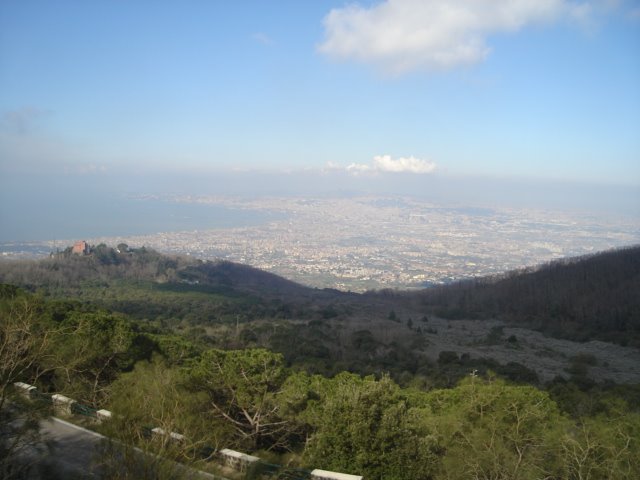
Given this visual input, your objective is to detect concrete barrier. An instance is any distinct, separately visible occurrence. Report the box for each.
[218,448,260,472]
[51,394,76,416]
[311,469,363,480]
[96,409,112,423]
[151,427,186,443]
[13,382,38,399]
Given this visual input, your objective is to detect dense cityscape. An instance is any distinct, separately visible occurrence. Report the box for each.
[5,195,634,291]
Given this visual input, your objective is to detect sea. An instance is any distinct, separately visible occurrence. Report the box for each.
[0,174,285,251]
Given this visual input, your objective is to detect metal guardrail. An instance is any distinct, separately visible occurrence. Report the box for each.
[31,388,54,403]
[257,462,312,479]
[71,401,98,417]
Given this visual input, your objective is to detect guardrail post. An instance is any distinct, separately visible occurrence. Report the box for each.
[13,382,38,399]
[96,409,112,423]
[151,427,187,444]
[51,394,76,416]
[218,449,260,472]
[310,469,364,480]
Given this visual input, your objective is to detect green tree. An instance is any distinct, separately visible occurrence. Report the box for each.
[104,357,229,463]
[0,288,59,478]
[150,334,200,366]
[189,348,289,450]
[0,293,57,402]
[427,375,569,479]
[48,310,136,406]
[561,401,640,479]
[302,372,441,480]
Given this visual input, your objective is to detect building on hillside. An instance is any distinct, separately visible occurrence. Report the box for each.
[72,240,90,255]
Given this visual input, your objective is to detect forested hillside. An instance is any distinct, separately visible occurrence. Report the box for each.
[411,245,640,347]
[2,284,639,479]
[0,243,316,299]
[2,244,640,389]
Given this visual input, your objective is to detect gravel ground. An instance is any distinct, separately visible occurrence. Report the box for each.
[416,317,640,383]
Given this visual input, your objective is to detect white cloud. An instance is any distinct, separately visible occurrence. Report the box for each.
[375,154,437,173]
[319,0,589,74]
[1,107,49,134]
[346,162,374,173]
[252,32,274,46]
[338,154,437,175]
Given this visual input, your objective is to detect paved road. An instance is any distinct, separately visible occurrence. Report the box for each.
[35,417,224,479]
[40,417,104,478]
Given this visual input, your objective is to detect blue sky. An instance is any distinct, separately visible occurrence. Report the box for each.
[1,0,639,186]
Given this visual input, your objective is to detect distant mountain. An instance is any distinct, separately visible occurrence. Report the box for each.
[409,246,640,347]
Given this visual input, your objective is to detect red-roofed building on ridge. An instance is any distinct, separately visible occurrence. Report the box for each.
[72,241,90,255]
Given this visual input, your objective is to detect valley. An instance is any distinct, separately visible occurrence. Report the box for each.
[2,244,639,479]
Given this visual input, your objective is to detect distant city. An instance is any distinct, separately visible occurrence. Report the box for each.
[2,194,639,292]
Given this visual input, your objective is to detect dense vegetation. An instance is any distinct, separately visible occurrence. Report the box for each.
[2,245,640,478]
[0,247,554,388]
[2,285,639,479]
[412,245,640,347]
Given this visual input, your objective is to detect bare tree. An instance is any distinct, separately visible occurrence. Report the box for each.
[0,296,60,479]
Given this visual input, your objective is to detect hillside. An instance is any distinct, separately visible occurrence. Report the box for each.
[2,246,640,479]
[406,245,640,347]
[0,244,349,322]
[1,243,640,389]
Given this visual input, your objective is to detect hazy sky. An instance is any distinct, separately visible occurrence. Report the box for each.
[0,0,638,186]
